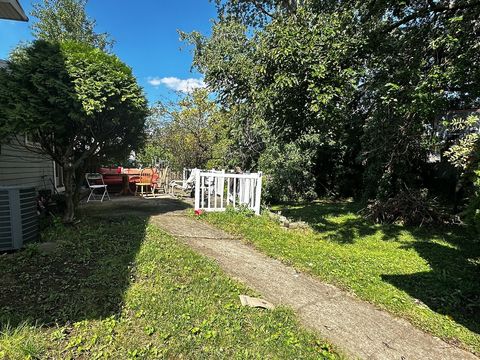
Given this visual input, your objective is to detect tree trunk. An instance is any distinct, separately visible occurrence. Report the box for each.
[63,166,76,223]
[73,164,86,207]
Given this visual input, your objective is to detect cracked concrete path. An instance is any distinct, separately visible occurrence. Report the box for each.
[151,210,478,360]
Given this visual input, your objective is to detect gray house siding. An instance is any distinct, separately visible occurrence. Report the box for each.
[0,136,56,191]
[0,59,59,192]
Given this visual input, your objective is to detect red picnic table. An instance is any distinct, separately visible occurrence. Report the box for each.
[98,168,142,195]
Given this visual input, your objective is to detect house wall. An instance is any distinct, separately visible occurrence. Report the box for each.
[0,136,56,191]
[0,60,58,192]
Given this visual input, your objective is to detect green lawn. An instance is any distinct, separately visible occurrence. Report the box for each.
[0,212,337,359]
[201,201,480,355]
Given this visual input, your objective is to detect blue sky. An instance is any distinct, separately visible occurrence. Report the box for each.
[0,0,217,104]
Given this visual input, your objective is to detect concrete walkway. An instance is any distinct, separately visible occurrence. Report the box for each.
[150,209,478,360]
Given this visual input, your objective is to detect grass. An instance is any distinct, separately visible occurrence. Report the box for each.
[0,206,338,359]
[200,201,480,355]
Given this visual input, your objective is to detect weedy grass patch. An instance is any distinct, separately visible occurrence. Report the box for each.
[0,212,337,359]
[201,201,480,355]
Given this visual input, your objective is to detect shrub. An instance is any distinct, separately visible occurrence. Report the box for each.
[463,170,480,235]
[258,139,317,203]
[362,188,448,226]
[442,115,480,233]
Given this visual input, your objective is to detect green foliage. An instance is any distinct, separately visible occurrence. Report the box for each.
[464,170,480,234]
[184,0,480,212]
[135,142,169,168]
[0,40,148,221]
[443,116,480,173]
[443,115,480,232]
[134,108,172,167]
[213,0,298,28]
[31,0,113,50]
[259,135,318,203]
[0,323,46,360]
[203,201,480,354]
[183,7,363,200]
[138,89,230,170]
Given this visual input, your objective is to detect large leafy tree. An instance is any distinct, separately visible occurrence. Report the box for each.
[186,0,480,211]
[355,0,480,200]
[138,89,230,170]
[183,5,363,198]
[182,21,265,170]
[31,0,113,50]
[0,40,148,222]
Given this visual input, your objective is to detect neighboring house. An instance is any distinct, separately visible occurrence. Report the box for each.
[0,0,28,21]
[427,108,480,163]
[0,0,64,193]
[1,60,63,192]
[0,134,64,192]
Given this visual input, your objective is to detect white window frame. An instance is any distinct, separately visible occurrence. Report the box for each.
[53,161,65,192]
[24,133,42,148]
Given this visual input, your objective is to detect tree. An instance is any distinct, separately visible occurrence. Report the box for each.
[443,115,480,232]
[184,0,480,213]
[0,40,148,222]
[134,107,172,167]
[183,7,363,197]
[31,0,113,50]
[213,0,302,27]
[138,89,230,170]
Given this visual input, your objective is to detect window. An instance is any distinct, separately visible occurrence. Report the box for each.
[53,161,65,191]
[24,133,41,148]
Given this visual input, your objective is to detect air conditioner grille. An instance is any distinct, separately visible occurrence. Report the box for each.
[20,188,38,243]
[0,190,13,250]
[0,187,38,250]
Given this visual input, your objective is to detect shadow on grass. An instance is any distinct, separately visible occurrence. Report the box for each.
[277,201,406,243]
[276,201,480,335]
[382,235,480,335]
[0,197,190,327]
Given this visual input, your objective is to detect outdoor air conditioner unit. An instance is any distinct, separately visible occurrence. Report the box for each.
[0,186,38,251]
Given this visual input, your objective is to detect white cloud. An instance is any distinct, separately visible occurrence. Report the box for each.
[148,76,206,93]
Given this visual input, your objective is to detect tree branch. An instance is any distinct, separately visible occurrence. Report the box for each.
[384,1,480,33]
[249,0,275,18]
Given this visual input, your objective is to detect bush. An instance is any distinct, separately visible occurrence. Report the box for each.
[463,170,480,235]
[362,188,449,226]
[258,139,317,203]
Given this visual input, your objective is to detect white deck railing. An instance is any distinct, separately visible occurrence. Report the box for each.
[182,168,194,188]
[194,171,263,215]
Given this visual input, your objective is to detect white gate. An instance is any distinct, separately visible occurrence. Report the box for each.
[194,171,263,215]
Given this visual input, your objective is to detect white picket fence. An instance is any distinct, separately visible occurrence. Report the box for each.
[182,168,194,187]
[194,171,263,215]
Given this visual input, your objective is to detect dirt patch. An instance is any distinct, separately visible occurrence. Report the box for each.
[79,196,191,218]
[151,215,237,239]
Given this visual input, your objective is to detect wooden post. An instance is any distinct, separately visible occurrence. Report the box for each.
[227,177,231,204]
[233,178,236,208]
[239,178,243,204]
[208,177,211,210]
[194,170,200,211]
[201,176,205,209]
[220,175,224,210]
[254,172,263,215]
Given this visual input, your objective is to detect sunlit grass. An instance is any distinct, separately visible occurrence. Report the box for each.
[0,214,338,359]
[201,201,480,355]
[0,323,46,360]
